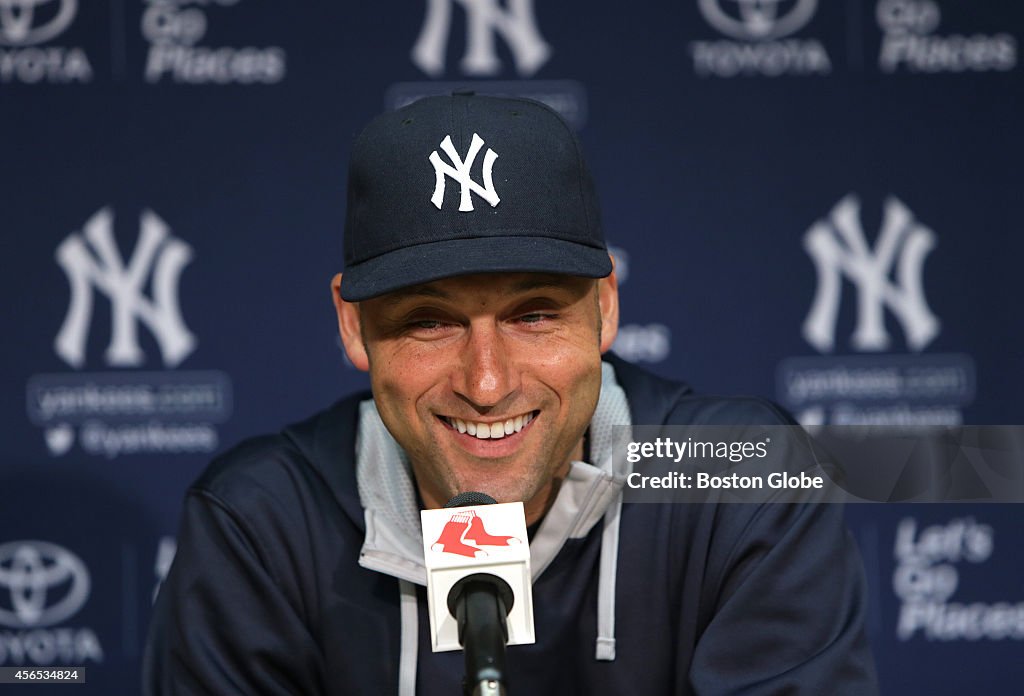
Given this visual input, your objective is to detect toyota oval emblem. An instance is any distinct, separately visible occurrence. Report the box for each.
[0,540,91,628]
[0,0,78,47]
[698,0,818,42]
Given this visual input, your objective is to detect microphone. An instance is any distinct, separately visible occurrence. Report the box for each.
[444,493,512,696]
[421,493,535,695]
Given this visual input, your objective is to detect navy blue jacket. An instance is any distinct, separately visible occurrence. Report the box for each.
[144,357,878,694]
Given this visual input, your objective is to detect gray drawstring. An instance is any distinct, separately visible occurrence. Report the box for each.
[398,579,418,696]
[595,496,622,661]
[590,361,629,662]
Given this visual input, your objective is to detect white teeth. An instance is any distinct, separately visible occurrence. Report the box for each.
[448,412,536,439]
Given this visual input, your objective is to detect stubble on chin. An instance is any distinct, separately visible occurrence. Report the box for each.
[411,447,559,511]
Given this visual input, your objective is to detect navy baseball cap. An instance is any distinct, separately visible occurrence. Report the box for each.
[340,91,612,301]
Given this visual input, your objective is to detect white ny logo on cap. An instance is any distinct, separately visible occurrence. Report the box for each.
[429,133,500,212]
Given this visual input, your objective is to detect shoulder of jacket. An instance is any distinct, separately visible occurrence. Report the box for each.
[608,353,793,426]
[189,390,371,508]
[190,432,307,505]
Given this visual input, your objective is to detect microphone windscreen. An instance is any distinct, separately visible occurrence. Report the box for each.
[444,492,497,508]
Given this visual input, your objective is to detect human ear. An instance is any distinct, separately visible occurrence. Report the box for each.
[331,274,370,372]
[598,255,620,354]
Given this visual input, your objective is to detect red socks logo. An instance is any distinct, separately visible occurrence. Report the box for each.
[431,510,521,558]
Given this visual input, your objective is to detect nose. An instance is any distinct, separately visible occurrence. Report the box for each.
[450,322,519,412]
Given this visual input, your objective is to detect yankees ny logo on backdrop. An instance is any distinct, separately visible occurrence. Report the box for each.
[803,194,940,353]
[55,207,196,368]
[430,133,500,211]
[412,0,550,77]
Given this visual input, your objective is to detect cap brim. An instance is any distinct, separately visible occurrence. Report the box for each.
[340,235,613,301]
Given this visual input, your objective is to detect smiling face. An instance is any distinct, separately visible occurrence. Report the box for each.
[333,270,619,524]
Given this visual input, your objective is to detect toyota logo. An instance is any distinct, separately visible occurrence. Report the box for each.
[698,0,818,42]
[0,541,91,628]
[0,0,78,47]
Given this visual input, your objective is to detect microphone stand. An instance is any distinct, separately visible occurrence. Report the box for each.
[457,578,509,696]
[442,493,515,695]
[449,574,513,696]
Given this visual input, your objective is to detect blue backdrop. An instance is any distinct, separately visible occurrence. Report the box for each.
[3,1,1023,693]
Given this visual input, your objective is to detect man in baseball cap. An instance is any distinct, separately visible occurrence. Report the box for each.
[145,93,877,695]
[333,91,620,527]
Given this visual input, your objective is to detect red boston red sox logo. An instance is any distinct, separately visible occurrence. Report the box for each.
[431,510,521,558]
